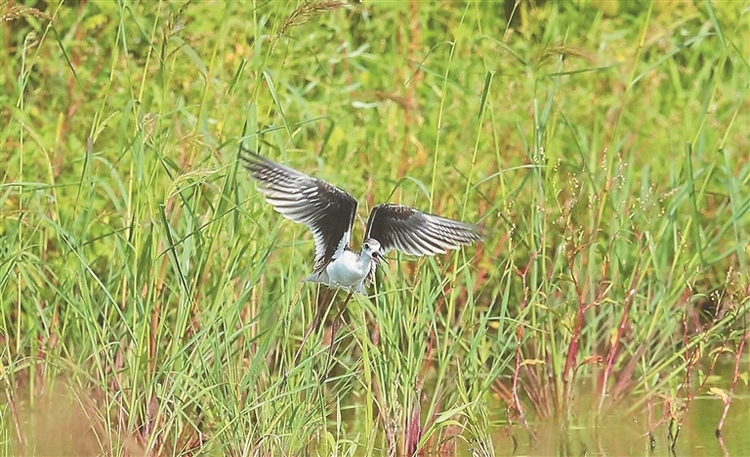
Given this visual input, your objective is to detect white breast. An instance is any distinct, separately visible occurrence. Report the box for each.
[326,250,371,289]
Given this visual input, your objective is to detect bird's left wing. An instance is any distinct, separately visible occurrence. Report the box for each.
[364,203,483,256]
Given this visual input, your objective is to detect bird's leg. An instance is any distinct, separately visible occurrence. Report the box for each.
[291,306,322,368]
[290,287,332,369]
[321,290,354,380]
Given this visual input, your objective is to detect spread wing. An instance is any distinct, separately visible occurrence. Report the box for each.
[364,203,482,256]
[239,149,357,272]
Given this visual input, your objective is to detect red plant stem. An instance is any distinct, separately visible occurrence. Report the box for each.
[563,302,583,384]
[562,249,589,388]
[598,288,633,412]
[512,340,529,430]
[404,386,422,456]
[511,261,531,431]
[3,383,24,454]
[716,331,750,437]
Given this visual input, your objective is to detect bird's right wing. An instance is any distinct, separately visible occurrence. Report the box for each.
[240,149,358,271]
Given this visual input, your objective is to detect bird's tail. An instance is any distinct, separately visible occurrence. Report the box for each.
[302,269,329,284]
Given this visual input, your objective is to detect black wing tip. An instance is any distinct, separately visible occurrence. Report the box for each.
[238,147,290,183]
[238,144,258,159]
[433,210,484,241]
[456,222,485,247]
[237,146,267,169]
[237,146,262,174]
[443,222,483,248]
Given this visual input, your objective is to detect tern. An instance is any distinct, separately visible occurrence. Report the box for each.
[240,149,483,295]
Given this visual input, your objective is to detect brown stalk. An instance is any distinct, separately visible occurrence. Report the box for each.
[715,330,749,437]
[404,386,422,456]
[596,259,640,411]
[509,257,535,438]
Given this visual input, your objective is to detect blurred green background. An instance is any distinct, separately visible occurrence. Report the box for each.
[1,1,748,455]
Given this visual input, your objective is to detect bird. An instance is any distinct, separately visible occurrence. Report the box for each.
[239,149,483,295]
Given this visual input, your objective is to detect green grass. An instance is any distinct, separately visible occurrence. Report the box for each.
[1,0,749,455]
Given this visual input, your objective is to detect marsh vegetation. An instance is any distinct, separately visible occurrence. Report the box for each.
[1,1,749,455]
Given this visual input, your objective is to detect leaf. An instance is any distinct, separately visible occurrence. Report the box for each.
[433,404,472,425]
[521,358,545,367]
[172,36,207,78]
[580,355,603,366]
[708,387,729,403]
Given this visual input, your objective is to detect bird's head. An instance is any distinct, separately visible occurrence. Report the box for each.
[361,238,382,261]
